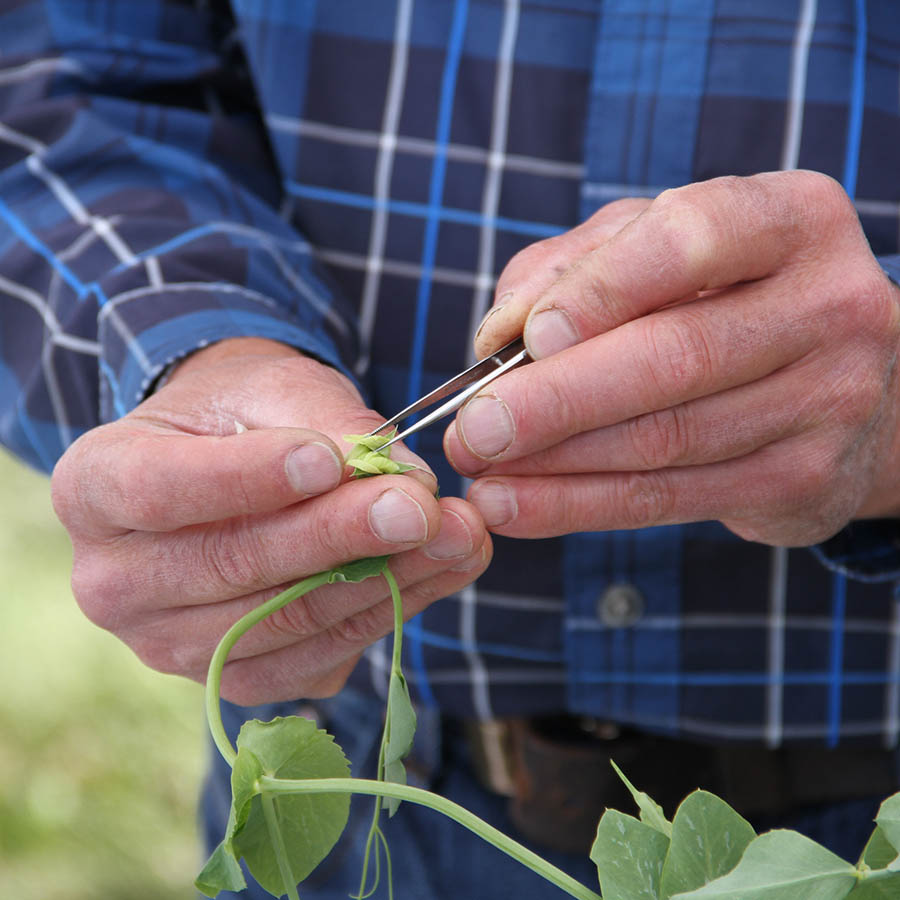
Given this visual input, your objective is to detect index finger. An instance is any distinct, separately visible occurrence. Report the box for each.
[474,197,652,359]
[444,278,814,468]
[51,425,348,537]
[521,171,844,360]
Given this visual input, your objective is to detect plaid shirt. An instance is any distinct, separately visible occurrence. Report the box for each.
[3,0,900,746]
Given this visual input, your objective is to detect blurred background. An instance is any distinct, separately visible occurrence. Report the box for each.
[0,449,207,899]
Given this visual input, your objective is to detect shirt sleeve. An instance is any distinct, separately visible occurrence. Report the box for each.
[881,254,900,290]
[0,1,360,473]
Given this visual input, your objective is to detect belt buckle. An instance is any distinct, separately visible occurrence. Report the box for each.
[464,719,517,797]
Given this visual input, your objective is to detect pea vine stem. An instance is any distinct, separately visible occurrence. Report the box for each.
[385,566,403,672]
[205,571,332,766]
[859,865,900,886]
[259,775,602,900]
[356,562,405,899]
[261,790,301,900]
[203,559,603,900]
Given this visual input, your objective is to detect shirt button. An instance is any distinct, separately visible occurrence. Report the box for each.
[597,584,644,627]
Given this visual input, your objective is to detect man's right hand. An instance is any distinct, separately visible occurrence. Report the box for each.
[50,338,491,705]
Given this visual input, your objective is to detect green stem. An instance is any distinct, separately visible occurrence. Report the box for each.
[384,566,403,673]
[205,571,332,766]
[859,865,900,885]
[355,749,386,898]
[260,775,602,900]
[377,826,395,900]
[260,790,301,900]
[356,564,403,898]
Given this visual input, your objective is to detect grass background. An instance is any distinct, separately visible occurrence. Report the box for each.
[0,449,207,899]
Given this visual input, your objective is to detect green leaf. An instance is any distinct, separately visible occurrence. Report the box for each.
[232,745,266,831]
[344,433,394,453]
[612,760,673,838]
[858,826,899,871]
[659,790,755,899]
[346,455,418,476]
[343,431,421,478]
[231,717,352,897]
[875,792,900,857]
[327,555,390,584]
[671,830,858,900]
[383,669,417,816]
[847,815,900,899]
[194,748,265,896]
[591,808,670,900]
[195,835,248,897]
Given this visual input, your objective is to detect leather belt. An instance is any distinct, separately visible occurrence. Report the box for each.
[462,715,900,855]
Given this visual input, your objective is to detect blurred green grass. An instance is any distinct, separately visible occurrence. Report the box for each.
[0,449,207,899]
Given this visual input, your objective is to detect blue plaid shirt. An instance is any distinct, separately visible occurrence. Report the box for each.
[3,0,900,746]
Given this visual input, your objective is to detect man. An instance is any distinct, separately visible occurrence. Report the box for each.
[2,1,900,897]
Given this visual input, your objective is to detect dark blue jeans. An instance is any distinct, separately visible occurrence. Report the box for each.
[201,690,887,899]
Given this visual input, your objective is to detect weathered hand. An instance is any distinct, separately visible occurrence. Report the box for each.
[51,338,490,705]
[445,171,900,546]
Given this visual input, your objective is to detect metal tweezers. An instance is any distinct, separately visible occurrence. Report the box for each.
[367,337,531,450]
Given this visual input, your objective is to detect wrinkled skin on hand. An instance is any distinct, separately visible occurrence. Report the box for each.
[51,338,491,705]
[445,171,900,547]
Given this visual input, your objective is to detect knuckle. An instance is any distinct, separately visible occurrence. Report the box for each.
[49,452,78,527]
[50,432,114,531]
[200,520,271,593]
[526,366,583,435]
[832,368,887,431]
[264,591,328,641]
[789,169,855,231]
[102,444,157,530]
[848,268,900,341]
[328,601,388,650]
[311,506,356,559]
[227,467,257,518]
[628,406,692,470]
[647,186,717,281]
[787,443,844,511]
[615,471,677,529]
[504,237,566,282]
[816,273,900,423]
[70,554,126,631]
[641,313,717,403]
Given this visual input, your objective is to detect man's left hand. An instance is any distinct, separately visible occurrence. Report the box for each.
[444,171,900,546]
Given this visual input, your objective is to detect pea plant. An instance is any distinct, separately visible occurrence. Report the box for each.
[195,433,900,900]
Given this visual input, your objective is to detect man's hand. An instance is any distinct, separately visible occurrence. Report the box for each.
[445,171,900,546]
[51,338,490,705]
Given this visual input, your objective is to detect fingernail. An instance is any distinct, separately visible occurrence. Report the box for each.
[369,488,429,544]
[424,509,474,560]
[285,442,342,495]
[458,394,515,459]
[474,297,511,343]
[469,480,517,527]
[526,308,579,359]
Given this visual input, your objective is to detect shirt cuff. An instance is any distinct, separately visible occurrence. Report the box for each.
[880,254,900,288]
[97,283,353,421]
[812,519,900,582]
